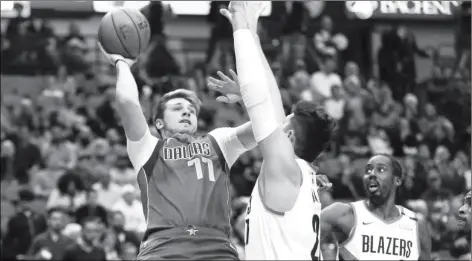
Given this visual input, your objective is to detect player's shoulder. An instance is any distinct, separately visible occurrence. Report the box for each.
[323,201,354,217]
[295,159,318,174]
[399,205,419,222]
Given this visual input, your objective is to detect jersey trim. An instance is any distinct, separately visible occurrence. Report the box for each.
[142,139,165,178]
[415,212,421,259]
[338,203,356,247]
[362,200,403,225]
[137,169,149,220]
[141,168,150,225]
[207,134,229,173]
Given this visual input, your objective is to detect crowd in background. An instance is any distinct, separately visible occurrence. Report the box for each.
[0,1,471,260]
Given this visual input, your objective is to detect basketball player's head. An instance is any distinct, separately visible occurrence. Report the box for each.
[282,101,335,163]
[363,154,403,205]
[457,191,471,231]
[153,89,201,137]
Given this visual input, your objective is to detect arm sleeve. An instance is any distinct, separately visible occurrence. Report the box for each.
[209,127,250,169]
[126,128,159,173]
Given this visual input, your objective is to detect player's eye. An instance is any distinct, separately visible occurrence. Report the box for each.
[365,167,373,174]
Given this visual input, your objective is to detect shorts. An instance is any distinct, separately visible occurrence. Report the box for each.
[135,226,239,260]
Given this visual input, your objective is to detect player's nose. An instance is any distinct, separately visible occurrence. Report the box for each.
[182,110,191,117]
[457,205,467,215]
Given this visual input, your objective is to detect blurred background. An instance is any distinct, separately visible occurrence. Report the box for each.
[0,1,470,260]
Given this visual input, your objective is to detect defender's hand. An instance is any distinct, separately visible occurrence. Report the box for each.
[98,43,136,67]
[316,174,332,191]
[220,1,268,33]
[207,70,242,104]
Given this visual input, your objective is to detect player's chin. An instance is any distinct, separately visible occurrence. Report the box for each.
[456,218,470,230]
[177,125,196,134]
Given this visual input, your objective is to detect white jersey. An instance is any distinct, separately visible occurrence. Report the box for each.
[245,159,322,260]
[339,200,420,260]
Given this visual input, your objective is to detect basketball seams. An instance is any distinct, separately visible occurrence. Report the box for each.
[110,10,133,58]
[121,8,142,54]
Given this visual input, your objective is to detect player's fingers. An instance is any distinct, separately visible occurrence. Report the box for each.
[229,69,239,85]
[207,82,223,92]
[219,8,232,22]
[216,96,230,103]
[208,77,226,86]
[217,71,233,83]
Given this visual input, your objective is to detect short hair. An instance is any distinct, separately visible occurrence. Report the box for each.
[290,101,336,163]
[152,89,201,122]
[81,215,101,227]
[57,172,85,195]
[375,153,403,179]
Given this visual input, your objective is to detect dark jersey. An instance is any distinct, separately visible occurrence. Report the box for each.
[128,128,248,238]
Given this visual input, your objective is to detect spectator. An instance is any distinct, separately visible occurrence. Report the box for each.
[3,189,47,260]
[75,189,108,227]
[324,85,345,121]
[92,166,122,209]
[418,103,455,152]
[421,167,453,206]
[28,207,74,260]
[396,26,430,98]
[62,216,107,261]
[329,154,364,200]
[112,185,146,234]
[46,172,87,212]
[310,56,342,100]
[313,16,336,59]
[102,211,141,260]
[1,138,16,181]
[340,132,370,159]
[12,125,42,184]
[42,124,77,171]
[62,22,88,75]
[109,152,136,189]
[367,126,393,155]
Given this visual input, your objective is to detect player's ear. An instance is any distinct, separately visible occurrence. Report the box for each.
[155,119,164,130]
[394,176,402,186]
[287,129,296,145]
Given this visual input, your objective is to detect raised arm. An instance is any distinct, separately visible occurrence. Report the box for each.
[207,3,286,167]
[114,60,149,141]
[100,46,158,172]
[221,2,301,213]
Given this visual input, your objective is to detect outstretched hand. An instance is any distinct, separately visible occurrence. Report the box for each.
[219,1,268,34]
[316,174,332,191]
[207,70,242,104]
[98,43,136,67]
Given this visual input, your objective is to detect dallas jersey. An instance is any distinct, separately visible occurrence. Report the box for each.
[339,200,420,260]
[127,127,249,237]
[245,159,322,260]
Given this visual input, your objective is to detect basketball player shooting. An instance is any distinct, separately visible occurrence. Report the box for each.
[320,154,432,260]
[218,2,335,259]
[97,17,299,260]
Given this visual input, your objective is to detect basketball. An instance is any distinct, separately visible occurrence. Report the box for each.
[98,8,151,59]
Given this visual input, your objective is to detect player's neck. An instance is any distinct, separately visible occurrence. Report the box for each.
[365,197,398,221]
